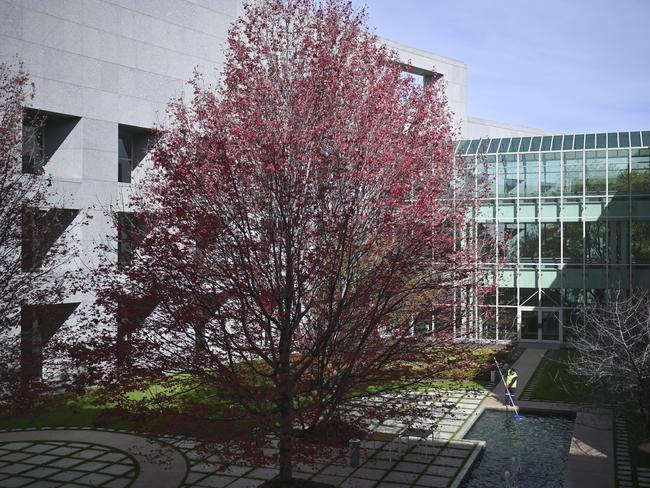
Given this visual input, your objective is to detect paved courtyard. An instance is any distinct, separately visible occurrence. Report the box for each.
[0,440,136,487]
[0,387,489,488]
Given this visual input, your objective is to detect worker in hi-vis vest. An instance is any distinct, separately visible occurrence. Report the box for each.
[505,367,518,404]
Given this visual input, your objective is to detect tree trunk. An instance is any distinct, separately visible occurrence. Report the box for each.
[277,364,294,485]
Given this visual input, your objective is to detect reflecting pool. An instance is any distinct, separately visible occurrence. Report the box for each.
[462,409,574,488]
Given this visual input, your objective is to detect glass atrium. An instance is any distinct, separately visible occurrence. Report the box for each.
[455,131,650,343]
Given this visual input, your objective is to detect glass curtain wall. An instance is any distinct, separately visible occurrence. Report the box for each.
[455,131,650,342]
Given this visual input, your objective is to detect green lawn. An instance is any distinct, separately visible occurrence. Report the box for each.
[0,346,514,436]
[524,349,594,403]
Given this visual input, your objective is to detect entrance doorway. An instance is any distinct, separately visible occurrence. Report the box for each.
[520,308,561,342]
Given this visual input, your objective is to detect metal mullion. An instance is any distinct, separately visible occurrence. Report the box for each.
[582,147,586,300]
[516,152,521,341]
[629,146,633,291]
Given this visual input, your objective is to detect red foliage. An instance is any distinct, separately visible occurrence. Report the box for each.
[0,62,80,403]
[69,0,491,483]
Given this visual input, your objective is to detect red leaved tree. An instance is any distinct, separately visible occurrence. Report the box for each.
[0,62,78,402]
[73,0,489,484]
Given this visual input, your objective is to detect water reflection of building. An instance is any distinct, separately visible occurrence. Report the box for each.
[455,132,650,343]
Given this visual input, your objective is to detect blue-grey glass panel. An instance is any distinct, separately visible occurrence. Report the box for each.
[563,287,584,306]
[632,223,650,263]
[574,134,584,150]
[520,153,538,197]
[564,152,583,195]
[541,223,561,261]
[585,150,606,195]
[608,219,630,264]
[632,196,650,217]
[456,140,470,155]
[563,222,583,263]
[630,131,642,147]
[584,197,606,219]
[498,138,511,153]
[479,155,497,196]
[562,134,574,150]
[509,137,521,153]
[618,132,630,148]
[520,137,531,152]
[596,133,606,148]
[468,139,480,154]
[608,132,618,149]
[478,139,490,154]
[541,136,552,151]
[643,131,650,146]
[498,155,518,197]
[488,139,499,153]
[631,149,650,194]
[519,200,537,219]
[585,133,596,149]
[608,198,629,219]
[586,222,607,264]
[520,222,538,261]
[530,136,542,152]
[609,149,629,194]
[552,135,562,151]
[541,153,561,196]
[498,224,519,262]
[563,197,582,219]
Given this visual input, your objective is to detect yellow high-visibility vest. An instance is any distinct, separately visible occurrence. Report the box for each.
[506,370,518,389]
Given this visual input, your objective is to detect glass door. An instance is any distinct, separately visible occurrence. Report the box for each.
[541,310,560,341]
[519,308,562,341]
[521,310,539,340]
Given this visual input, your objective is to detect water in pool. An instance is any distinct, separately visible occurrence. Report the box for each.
[462,409,574,488]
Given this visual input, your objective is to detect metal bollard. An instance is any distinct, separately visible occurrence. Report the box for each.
[349,438,360,467]
[490,370,497,383]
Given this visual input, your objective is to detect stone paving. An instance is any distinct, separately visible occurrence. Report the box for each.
[0,386,489,488]
[0,439,136,487]
[165,386,489,487]
[615,412,650,488]
[0,428,186,488]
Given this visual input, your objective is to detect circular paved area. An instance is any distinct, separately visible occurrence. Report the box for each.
[0,429,187,488]
[0,439,136,487]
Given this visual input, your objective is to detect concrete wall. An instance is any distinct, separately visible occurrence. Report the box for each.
[381,38,469,135]
[465,115,557,140]
[0,0,244,365]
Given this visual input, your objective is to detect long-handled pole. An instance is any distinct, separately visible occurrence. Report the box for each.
[494,357,522,421]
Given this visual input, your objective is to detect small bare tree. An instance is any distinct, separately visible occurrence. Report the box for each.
[568,290,650,434]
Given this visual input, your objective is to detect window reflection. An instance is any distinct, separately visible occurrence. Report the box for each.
[541,223,560,262]
[541,153,561,196]
[564,152,583,195]
[520,154,538,197]
[585,151,606,194]
[631,149,650,194]
[632,221,650,264]
[498,155,518,197]
[563,222,582,263]
[608,150,628,194]
[520,222,538,261]
[585,222,606,263]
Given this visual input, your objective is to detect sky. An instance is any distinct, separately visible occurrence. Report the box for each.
[353,0,650,134]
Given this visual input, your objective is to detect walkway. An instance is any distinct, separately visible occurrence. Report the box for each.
[0,429,187,488]
[0,348,615,488]
[0,387,489,488]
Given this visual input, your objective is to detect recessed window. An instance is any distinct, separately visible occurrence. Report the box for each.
[117,212,147,266]
[21,109,80,174]
[21,208,78,271]
[118,125,152,183]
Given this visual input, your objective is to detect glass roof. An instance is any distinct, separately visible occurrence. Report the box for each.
[455,131,650,155]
